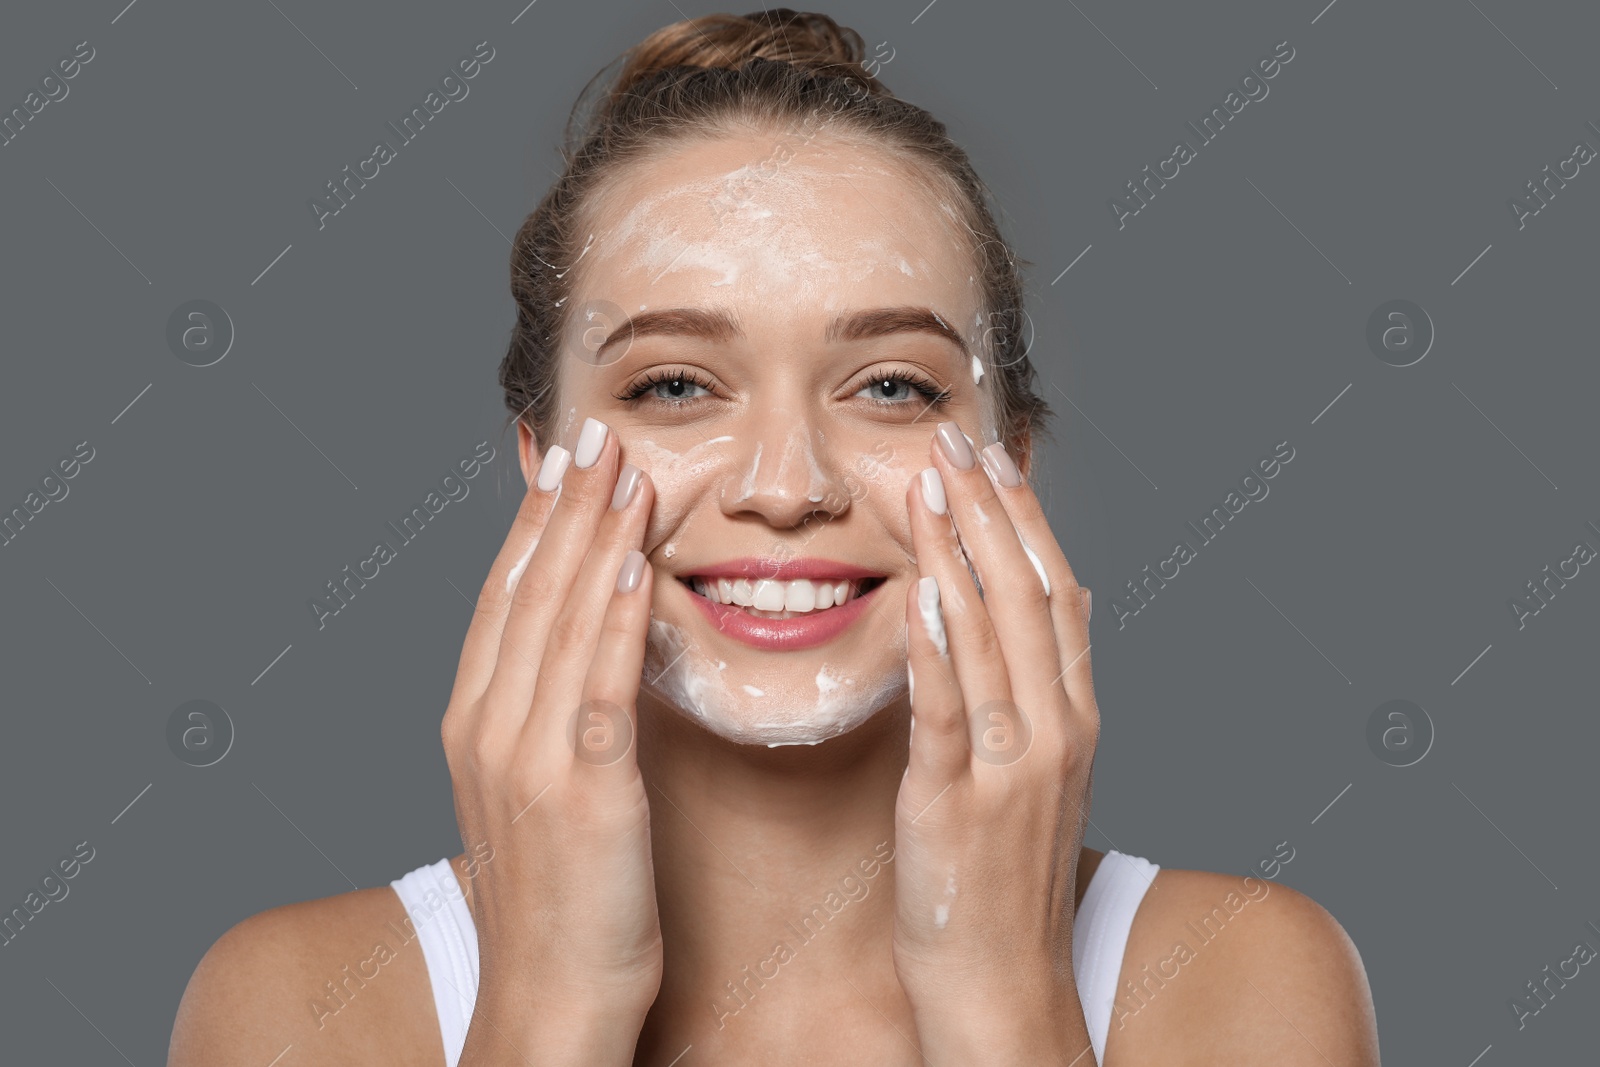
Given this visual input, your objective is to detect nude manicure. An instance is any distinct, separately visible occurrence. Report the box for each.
[919,467,947,515]
[980,442,1022,487]
[574,417,608,469]
[612,463,642,510]
[536,445,571,492]
[616,549,646,594]
[935,421,975,470]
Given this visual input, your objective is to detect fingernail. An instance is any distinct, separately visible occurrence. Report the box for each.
[616,549,646,594]
[980,442,1022,488]
[612,463,642,510]
[536,445,571,492]
[574,417,608,469]
[935,421,975,470]
[918,467,946,515]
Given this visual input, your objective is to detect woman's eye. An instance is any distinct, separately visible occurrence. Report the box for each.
[636,376,711,403]
[855,375,936,404]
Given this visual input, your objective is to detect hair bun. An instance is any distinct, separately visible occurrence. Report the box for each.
[609,8,879,102]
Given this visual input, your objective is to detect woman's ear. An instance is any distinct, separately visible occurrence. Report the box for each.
[517,420,541,487]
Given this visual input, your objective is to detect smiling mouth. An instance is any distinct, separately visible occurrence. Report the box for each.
[679,575,888,619]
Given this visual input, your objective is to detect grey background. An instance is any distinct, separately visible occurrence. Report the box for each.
[1,0,1595,1062]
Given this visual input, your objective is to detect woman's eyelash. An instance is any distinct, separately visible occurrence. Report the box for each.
[615,367,716,403]
[856,370,952,406]
[614,367,954,406]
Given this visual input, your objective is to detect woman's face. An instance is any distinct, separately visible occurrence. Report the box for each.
[537,130,996,747]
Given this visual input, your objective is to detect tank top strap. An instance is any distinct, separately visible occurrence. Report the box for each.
[1072,850,1160,1063]
[389,858,479,1067]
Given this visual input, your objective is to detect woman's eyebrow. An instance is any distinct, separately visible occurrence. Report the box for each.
[593,305,970,364]
[827,306,970,361]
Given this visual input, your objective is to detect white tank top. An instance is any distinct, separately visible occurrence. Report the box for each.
[390,849,1158,1065]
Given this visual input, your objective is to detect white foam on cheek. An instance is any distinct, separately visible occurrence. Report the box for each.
[626,435,735,551]
[643,619,735,732]
[743,685,764,697]
[630,435,731,478]
[970,353,985,385]
[841,445,922,581]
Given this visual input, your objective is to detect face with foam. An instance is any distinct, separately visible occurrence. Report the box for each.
[548,130,996,747]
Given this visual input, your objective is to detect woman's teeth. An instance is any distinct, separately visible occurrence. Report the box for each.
[688,576,861,617]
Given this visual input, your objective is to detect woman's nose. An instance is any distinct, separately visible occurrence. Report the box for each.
[719,418,851,530]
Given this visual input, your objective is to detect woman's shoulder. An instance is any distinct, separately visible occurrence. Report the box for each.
[1102,857,1379,1066]
[168,859,455,1067]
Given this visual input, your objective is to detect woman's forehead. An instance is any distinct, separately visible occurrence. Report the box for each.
[571,132,983,328]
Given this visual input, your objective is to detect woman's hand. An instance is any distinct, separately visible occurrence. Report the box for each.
[892,421,1100,1064]
[440,418,662,1066]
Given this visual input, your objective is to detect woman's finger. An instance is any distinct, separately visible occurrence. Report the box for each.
[903,575,968,797]
[1048,588,1096,722]
[564,549,655,778]
[907,466,1012,721]
[927,422,1062,692]
[517,463,654,760]
[482,417,621,717]
[448,464,562,714]
[973,440,1094,716]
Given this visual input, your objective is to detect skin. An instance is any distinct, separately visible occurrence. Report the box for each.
[167,131,1380,1066]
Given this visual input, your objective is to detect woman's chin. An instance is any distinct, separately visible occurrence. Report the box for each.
[640,615,908,748]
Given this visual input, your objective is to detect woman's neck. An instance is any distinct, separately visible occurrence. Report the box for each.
[633,694,914,1055]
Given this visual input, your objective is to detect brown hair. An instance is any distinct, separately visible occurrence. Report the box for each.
[498,8,1051,463]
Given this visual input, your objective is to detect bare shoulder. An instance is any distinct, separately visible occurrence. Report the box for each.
[1102,864,1379,1067]
[168,865,454,1067]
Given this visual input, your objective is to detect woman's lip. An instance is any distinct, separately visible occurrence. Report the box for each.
[680,557,885,582]
[681,578,882,651]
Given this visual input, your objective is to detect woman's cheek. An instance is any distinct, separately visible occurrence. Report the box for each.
[619,433,735,557]
[840,431,923,557]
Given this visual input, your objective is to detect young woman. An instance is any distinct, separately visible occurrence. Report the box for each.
[170,10,1378,1065]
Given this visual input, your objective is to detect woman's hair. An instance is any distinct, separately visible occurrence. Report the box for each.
[498,8,1051,461]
